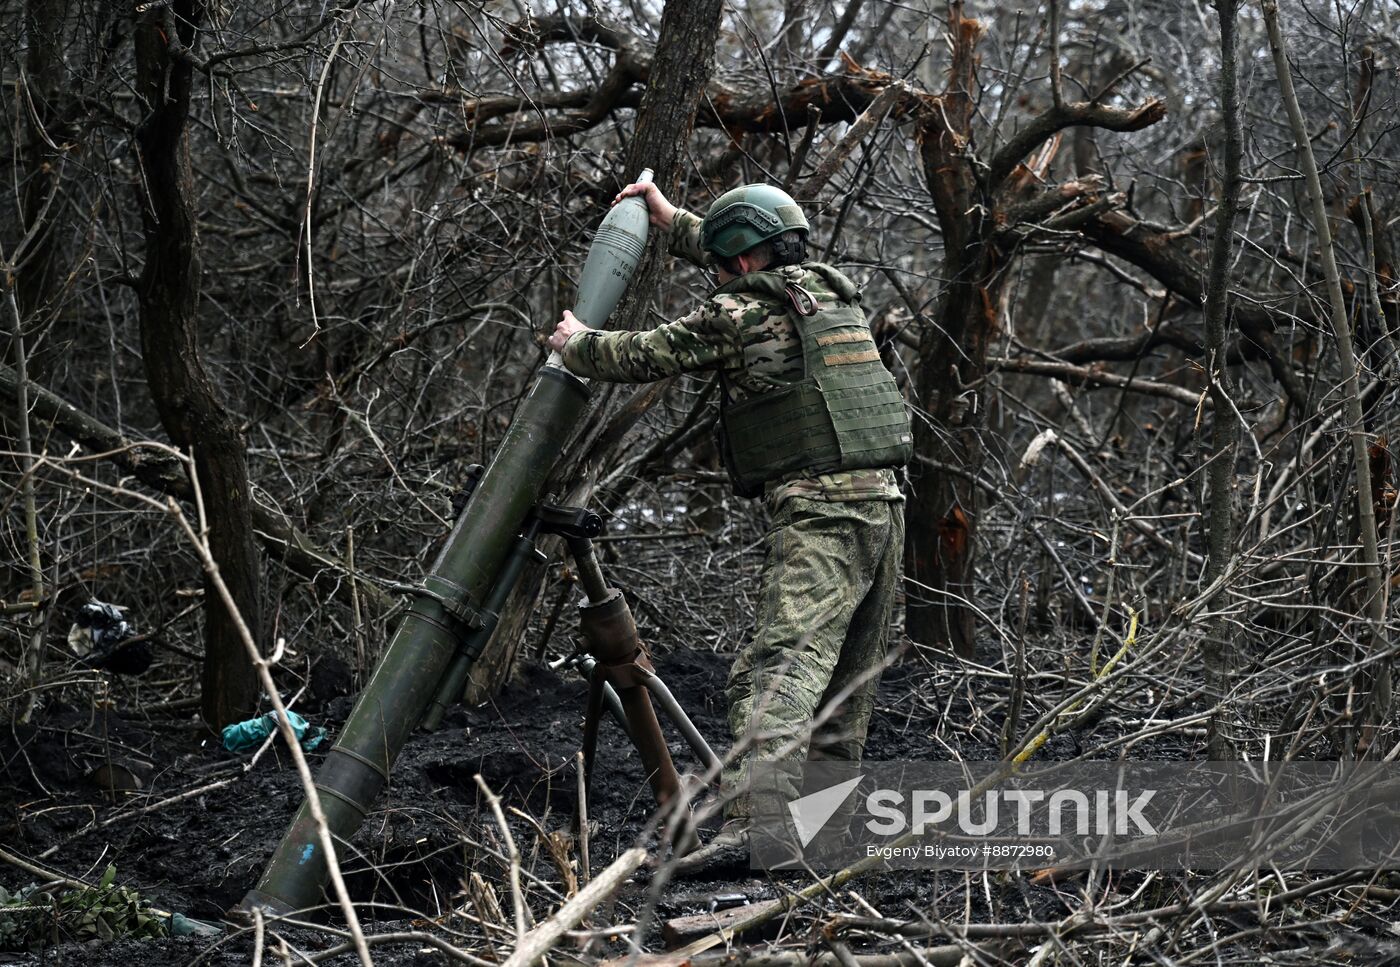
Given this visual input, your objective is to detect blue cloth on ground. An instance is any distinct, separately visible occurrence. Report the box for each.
[221,710,326,753]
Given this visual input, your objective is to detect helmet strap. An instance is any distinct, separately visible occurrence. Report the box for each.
[719,236,807,277]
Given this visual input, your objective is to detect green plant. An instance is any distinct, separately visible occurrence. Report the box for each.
[0,865,167,951]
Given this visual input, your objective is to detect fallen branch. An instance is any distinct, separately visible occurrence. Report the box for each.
[690,945,993,967]
[476,775,529,944]
[798,79,909,200]
[615,943,986,967]
[500,846,646,967]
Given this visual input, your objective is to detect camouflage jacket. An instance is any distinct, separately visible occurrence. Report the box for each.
[562,208,901,506]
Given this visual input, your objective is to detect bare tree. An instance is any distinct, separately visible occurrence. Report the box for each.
[1201,0,1244,760]
[902,1,1165,657]
[2,0,1400,961]
[132,0,260,727]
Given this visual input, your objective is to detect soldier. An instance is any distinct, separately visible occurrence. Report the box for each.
[548,182,911,876]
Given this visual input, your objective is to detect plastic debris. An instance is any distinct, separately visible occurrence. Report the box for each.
[69,600,132,652]
[67,600,151,675]
[167,912,222,938]
[221,710,327,754]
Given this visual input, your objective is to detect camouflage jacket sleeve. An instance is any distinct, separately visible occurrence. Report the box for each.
[668,209,713,269]
[561,295,744,382]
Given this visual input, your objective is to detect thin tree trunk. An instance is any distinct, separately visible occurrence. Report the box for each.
[1202,0,1243,761]
[6,290,45,722]
[133,0,260,729]
[1352,192,1399,372]
[467,0,726,702]
[1263,0,1389,745]
[815,0,865,71]
[614,0,728,334]
[905,6,986,660]
[2,0,68,661]
[14,0,68,378]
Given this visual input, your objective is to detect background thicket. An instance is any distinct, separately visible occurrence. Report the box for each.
[5,0,1398,746]
[4,0,1400,961]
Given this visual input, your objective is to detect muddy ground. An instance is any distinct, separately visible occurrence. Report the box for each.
[6,637,1398,966]
[0,633,1065,966]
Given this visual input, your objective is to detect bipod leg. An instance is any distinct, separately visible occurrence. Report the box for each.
[550,652,633,741]
[641,673,721,776]
[581,667,607,803]
[567,537,682,809]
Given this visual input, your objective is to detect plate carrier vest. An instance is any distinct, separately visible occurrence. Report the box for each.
[715,263,913,497]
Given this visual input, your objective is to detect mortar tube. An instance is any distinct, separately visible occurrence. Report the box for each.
[421,533,547,731]
[238,365,590,917]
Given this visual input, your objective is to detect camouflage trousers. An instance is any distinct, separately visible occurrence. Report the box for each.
[723,495,904,820]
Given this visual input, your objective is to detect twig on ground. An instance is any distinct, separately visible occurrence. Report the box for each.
[501,847,646,967]
[476,774,530,945]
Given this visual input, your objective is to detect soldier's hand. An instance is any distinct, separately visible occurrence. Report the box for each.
[614,182,678,230]
[548,310,590,353]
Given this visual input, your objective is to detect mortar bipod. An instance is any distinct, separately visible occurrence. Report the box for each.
[548,651,632,741]
[564,650,720,775]
[565,536,721,809]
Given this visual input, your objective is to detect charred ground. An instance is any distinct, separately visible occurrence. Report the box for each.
[2,627,1149,966]
[13,621,1390,966]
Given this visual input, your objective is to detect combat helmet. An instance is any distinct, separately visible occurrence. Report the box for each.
[700,184,810,258]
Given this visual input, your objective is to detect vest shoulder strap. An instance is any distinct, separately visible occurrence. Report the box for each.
[711,269,789,301]
[711,263,860,304]
[800,262,861,303]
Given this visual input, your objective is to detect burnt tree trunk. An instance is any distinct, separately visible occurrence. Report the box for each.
[905,9,990,660]
[902,3,1166,659]
[466,0,725,702]
[133,1,260,729]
